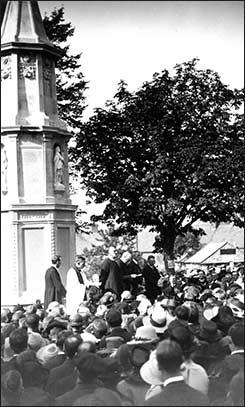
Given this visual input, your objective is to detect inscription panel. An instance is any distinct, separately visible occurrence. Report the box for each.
[21,148,43,200]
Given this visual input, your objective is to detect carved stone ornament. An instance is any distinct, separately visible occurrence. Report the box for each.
[1,56,12,80]
[19,54,36,79]
[43,58,52,81]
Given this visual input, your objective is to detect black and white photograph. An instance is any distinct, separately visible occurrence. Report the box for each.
[1,1,244,405]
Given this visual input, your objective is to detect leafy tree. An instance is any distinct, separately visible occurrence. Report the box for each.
[71,59,244,270]
[174,231,202,259]
[43,6,88,133]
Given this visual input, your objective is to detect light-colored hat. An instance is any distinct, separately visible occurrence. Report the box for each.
[203,305,219,321]
[143,305,169,334]
[138,299,152,316]
[47,301,60,313]
[3,337,14,361]
[80,332,98,344]
[28,332,49,352]
[121,290,133,301]
[140,349,163,385]
[128,326,159,345]
[95,304,107,318]
[36,343,59,364]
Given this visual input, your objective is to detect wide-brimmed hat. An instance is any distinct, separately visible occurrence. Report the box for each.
[47,301,60,313]
[203,305,219,321]
[143,305,169,334]
[36,343,59,364]
[227,297,244,319]
[80,332,98,344]
[127,326,159,345]
[199,319,223,343]
[140,349,163,385]
[121,290,133,302]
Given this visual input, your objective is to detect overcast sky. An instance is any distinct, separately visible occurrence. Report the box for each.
[39,1,244,121]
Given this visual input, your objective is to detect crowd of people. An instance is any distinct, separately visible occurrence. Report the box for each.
[1,248,244,406]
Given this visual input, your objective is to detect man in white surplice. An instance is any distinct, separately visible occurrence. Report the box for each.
[66,255,91,316]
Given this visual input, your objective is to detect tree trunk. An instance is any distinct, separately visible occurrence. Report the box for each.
[161,232,176,275]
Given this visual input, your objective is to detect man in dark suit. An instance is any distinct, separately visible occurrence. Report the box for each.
[145,339,209,406]
[44,255,66,312]
[99,247,123,300]
[142,255,161,304]
[45,334,82,398]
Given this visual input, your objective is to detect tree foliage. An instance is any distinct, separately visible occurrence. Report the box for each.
[71,59,244,264]
[43,7,88,132]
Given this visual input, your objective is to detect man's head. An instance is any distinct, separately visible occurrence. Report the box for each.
[25,313,40,332]
[75,255,85,270]
[51,254,61,268]
[64,334,83,359]
[120,251,132,264]
[147,255,155,267]
[108,246,117,260]
[228,322,244,350]
[156,339,183,375]
[9,328,28,354]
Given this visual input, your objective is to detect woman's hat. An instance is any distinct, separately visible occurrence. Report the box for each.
[36,343,59,364]
[203,305,219,321]
[140,349,163,385]
[199,319,223,343]
[127,326,159,345]
[80,332,98,344]
[143,305,169,334]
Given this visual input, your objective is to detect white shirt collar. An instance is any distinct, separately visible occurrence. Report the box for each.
[231,350,244,355]
[163,376,185,387]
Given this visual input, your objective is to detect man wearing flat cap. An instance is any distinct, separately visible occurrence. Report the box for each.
[44,255,66,312]
[66,255,91,316]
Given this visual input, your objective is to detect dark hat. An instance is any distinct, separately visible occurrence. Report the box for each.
[199,319,222,343]
[106,309,122,327]
[69,313,85,327]
[45,318,68,333]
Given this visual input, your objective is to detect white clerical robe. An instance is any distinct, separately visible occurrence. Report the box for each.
[65,267,90,315]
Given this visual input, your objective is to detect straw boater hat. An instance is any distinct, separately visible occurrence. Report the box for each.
[143,305,170,334]
[127,326,159,345]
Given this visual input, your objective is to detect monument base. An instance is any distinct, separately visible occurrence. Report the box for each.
[1,203,77,306]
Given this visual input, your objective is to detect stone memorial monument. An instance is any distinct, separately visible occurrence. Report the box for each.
[1,0,77,305]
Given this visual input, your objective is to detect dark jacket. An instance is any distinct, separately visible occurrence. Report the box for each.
[54,382,97,406]
[45,358,78,398]
[142,264,161,303]
[44,266,66,311]
[220,351,244,385]
[100,258,124,298]
[43,353,66,371]
[145,380,209,406]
